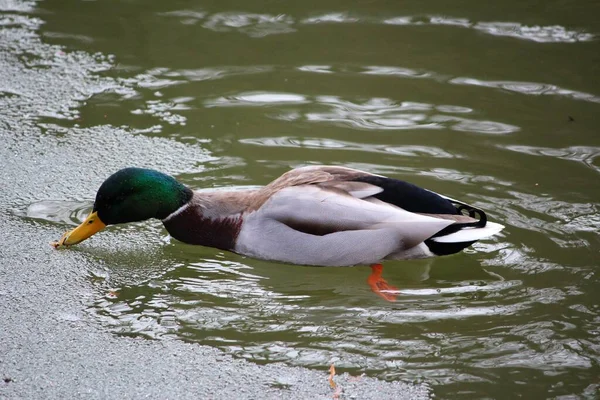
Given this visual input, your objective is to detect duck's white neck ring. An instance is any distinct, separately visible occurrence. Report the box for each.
[162,202,190,222]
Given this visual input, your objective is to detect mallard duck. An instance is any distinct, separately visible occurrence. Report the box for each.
[53,165,504,300]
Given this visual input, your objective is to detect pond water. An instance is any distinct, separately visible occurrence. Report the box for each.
[8,0,600,397]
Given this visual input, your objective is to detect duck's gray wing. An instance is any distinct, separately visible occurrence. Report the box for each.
[234,184,453,266]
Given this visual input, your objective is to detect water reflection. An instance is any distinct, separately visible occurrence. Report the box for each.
[206,92,520,134]
[474,22,595,43]
[451,77,600,104]
[25,199,92,225]
[421,168,513,186]
[304,97,438,131]
[429,115,519,134]
[136,62,600,109]
[123,68,182,90]
[205,12,295,37]
[504,145,600,174]
[156,10,206,25]
[362,65,432,79]
[158,10,296,37]
[382,16,595,43]
[172,65,272,82]
[301,13,359,24]
[475,191,599,251]
[158,9,595,43]
[240,136,457,158]
[206,91,309,107]
[297,65,333,74]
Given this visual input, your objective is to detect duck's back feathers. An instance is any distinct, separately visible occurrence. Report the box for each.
[246,165,369,210]
[352,174,459,215]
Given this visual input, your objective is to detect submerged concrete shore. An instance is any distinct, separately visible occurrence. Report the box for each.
[0,217,428,399]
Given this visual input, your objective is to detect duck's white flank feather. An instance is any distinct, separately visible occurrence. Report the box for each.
[235,185,454,266]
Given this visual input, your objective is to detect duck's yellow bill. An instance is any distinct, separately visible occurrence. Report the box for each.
[51,211,106,249]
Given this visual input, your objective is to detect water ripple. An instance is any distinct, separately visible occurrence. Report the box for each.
[504,191,600,234]
[475,191,600,250]
[300,97,517,133]
[451,78,600,104]
[94,258,531,374]
[172,66,272,82]
[156,10,207,25]
[362,65,433,79]
[120,68,183,90]
[383,15,595,43]
[92,251,598,384]
[207,92,520,134]
[301,64,600,105]
[202,12,295,37]
[160,10,295,37]
[240,136,457,158]
[126,63,599,110]
[504,145,600,174]
[301,13,359,24]
[206,91,309,107]
[297,65,333,74]
[23,199,92,225]
[430,115,519,134]
[472,322,593,369]
[474,21,594,43]
[158,9,596,43]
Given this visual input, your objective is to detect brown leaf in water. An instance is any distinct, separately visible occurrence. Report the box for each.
[328,364,336,389]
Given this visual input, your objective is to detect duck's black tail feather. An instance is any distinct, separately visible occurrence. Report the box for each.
[352,175,503,256]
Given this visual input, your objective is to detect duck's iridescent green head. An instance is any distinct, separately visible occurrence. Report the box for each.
[53,168,193,248]
[94,168,193,224]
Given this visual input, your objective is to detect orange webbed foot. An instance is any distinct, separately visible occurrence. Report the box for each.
[367,264,398,302]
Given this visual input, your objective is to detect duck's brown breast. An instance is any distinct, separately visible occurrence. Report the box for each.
[162,205,243,251]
